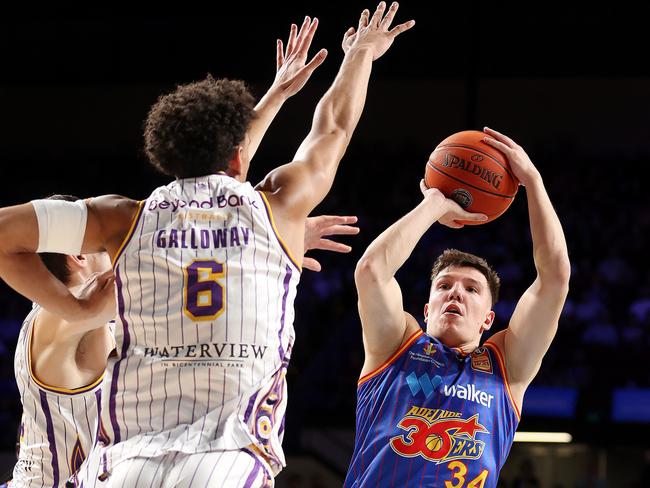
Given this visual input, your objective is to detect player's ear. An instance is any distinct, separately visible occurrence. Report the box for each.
[226,146,244,178]
[423,303,429,323]
[482,310,495,332]
[68,255,88,270]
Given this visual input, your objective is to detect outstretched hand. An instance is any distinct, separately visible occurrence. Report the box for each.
[303,215,360,272]
[272,16,328,99]
[342,1,415,61]
[420,180,488,229]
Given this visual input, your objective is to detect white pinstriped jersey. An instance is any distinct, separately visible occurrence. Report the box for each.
[99,173,300,475]
[13,305,103,488]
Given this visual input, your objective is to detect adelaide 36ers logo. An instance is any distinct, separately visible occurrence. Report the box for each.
[389,408,489,464]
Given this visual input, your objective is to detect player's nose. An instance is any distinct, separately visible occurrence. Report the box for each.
[447,283,463,301]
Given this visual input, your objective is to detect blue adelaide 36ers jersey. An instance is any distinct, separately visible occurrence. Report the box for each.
[344,330,520,488]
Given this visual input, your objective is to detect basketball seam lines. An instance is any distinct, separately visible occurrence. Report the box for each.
[426,162,516,199]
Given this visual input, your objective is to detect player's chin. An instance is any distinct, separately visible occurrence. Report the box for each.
[440,312,464,324]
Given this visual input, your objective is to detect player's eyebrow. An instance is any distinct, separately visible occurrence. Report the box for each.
[434,274,485,291]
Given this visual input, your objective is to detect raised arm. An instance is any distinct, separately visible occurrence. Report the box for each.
[257,2,415,265]
[0,195,137,320]
[246,16,328,160]
[483,127,571,404]
[356,186,487,376]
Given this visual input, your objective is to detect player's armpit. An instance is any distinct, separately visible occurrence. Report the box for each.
[84,195,141,258]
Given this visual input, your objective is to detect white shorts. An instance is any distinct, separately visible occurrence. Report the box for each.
[71,449,273,488]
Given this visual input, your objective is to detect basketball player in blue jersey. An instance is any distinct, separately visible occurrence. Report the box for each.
[0,4,413,487]
[345,127,570,487]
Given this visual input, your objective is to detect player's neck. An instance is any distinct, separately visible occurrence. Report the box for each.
[432,331,480,355]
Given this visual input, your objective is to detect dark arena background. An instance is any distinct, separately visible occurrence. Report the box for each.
[1,2,649,486]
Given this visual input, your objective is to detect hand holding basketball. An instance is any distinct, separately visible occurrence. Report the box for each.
[424,129,520,224]
[482,127,540,187]
[420,180,488,229]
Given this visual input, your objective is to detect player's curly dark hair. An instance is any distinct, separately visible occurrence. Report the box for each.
[144,76,257,178]
[430,249,500,306]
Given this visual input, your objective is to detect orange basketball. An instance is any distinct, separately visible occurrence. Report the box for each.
[425,130,519,224]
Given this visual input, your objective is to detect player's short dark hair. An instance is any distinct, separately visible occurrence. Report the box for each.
[430,249,500,306]
[38,194,78,285]
[144,76,257,179]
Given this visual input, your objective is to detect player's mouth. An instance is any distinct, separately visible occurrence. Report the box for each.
[443,303,463,316]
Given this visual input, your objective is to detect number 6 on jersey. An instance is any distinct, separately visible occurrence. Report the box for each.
[183,259,226,321]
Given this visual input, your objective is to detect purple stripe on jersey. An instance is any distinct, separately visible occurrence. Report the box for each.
[109,267,132,444]
[223,223,229,341]
[278,265,292,358]
[278,413,286,438]
[262,238,272,378]
[243,456,262,488]
[112,201,145,269]
[238,207,244,343]
[191,368,198,424]
[256,191,301,272]
[94,390,102,446]
[250,205,258,344]
[152,212,160,343]
[243,390,260,423]
[39,390,59,487]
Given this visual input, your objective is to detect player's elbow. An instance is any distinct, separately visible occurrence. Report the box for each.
[550,255,571,285]
[354,255,384,286]
[538,257,571,293]
[556,257,572,285]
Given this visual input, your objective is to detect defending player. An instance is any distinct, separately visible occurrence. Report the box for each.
[345,127,570,487]
[10,196,115,488]
[6,195,355,488]
[0,4,413,486]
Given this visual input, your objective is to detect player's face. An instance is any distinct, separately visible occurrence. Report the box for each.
[425,265,494,347]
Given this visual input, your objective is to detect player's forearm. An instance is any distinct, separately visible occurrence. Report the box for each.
[525,175,571,282]
[358,195,446,282]
[0,253,79,318]
[312,47,373,141]
[0,204,84,320]
[247,87,288,161]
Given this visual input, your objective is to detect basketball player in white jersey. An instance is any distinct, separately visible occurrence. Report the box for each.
[9,198,116,488]
[5,191,356,488]
[0,3,413,486]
